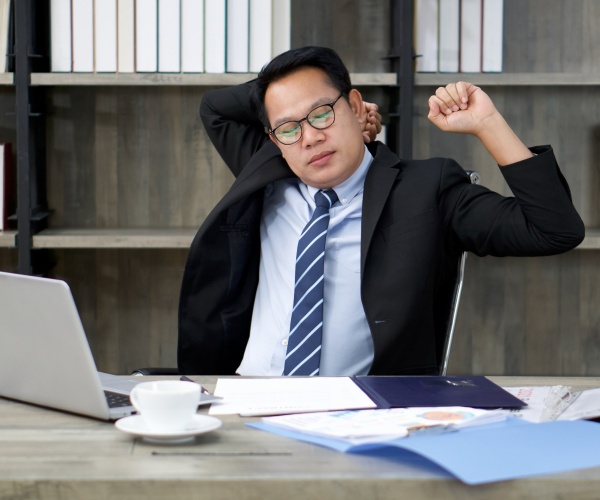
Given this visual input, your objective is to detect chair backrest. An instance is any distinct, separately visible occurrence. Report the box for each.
[438,170,480,375]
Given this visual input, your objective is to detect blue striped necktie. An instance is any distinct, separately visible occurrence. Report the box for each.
[284,189,338,376]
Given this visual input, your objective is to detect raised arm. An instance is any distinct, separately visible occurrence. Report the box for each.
[200,81,383,178]
[427,82,532,166]
[200,81,269,177]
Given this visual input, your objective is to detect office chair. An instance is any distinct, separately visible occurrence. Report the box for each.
[438,169,480,376]
[133,170,481,378]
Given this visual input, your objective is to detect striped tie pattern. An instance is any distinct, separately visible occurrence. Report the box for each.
[284,189,338,376]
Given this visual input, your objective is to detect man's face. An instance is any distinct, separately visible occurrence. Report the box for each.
[265,67,365,189]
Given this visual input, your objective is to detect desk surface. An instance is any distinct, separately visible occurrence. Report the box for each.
[1,376,600,500]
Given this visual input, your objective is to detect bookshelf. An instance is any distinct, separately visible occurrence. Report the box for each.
[5,0,599,376]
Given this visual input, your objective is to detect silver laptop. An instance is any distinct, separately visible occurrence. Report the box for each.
[0,271,141,420]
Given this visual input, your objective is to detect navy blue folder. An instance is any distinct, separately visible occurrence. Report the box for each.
[352,376,527,409]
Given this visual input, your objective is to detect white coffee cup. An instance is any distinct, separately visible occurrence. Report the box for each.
[130,380,201,433]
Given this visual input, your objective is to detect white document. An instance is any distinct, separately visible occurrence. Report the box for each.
[72,0,94,72]
[249,0,272,72]
[262,406,508,445]
[414,0,438,73]
[181,0,204,73]
[136,0,158,72]
[460,0,483,73]
[158,0,181,72]
[503,385,572,422]
[204,0,226,73]
[438,0,460,73]
[272,0,291,58]
[208,377,377,416]
[50,0,72,72]
[226,0,249,73]
[557,388,600,421]
[482,0,503,72]
[95,0,117,72]
[118,0,135,73]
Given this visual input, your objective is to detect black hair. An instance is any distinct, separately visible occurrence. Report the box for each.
[252,46,352,129]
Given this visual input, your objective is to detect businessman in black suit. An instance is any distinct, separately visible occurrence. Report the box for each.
[178,46,584,376]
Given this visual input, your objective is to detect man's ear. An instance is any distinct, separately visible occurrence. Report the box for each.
[347,89,364,119]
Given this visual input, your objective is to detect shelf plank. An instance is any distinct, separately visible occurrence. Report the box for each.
[31,72,397,87]
[0,73,13,85]
[30,228,600,250]
[415,73,600,86]
[32,228,197,249]
[0,231,16,248]
[577,229,600,250]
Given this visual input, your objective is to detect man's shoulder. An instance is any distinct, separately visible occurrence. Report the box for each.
[369,141,456,174]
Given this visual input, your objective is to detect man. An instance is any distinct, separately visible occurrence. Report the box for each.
[178,46,584,376]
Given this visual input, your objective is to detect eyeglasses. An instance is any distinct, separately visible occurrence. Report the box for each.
[268,94,345,145]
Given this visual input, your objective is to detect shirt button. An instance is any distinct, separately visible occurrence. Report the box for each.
[341,198,348,204]
[282,339,288,346]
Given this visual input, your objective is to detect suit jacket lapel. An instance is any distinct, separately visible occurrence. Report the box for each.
[361,144,403,273]
[204,142,293,226]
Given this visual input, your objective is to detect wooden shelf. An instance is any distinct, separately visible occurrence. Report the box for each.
[0,73,13,85]
[31,72,397,87]
[32,228,196,249]
[0,231,16,248]
[28,227,600,250]
[577,229,600,250]
[415,72,600,86]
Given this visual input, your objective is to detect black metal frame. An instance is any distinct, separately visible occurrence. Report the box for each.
[388,0,414,159]
[14,0,49,275]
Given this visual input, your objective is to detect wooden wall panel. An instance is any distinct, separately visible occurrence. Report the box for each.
[449,252,600,376]
[35,0,599,377]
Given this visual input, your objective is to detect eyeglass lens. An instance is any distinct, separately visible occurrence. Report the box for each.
[274,104,336,145]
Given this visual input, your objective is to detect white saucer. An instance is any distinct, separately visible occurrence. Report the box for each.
[115,414,222,444]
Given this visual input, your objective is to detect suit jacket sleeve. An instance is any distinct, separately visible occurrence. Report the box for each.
[200,80,271,178]
[439,146,585,256]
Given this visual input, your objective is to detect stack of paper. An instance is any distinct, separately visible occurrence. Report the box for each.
[261,406,508,445]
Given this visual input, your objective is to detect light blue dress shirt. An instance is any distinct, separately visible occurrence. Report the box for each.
[237,146,375,376]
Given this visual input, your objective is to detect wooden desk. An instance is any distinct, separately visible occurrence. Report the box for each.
[1,376,599,500]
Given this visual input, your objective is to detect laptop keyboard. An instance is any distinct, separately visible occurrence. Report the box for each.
[104,390,132,408]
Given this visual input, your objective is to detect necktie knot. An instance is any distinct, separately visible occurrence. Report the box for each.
[315,189,338,209]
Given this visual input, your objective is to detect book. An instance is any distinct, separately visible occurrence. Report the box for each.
[158,0,181,72]
[249,0,272,73]
[117,0,135,73]
[50,0,72,72]
[482,0,503,72]
[0,143,14,231]
[438,0,460,73]
[72,0,94,72]
[204,0,225,73]
[0,0,11,73]
[181,0,204,72]
[95,0,117,72]
[414,0,438,73]
[136,0,158,72]
[272,0,291,58]
[226,0,249,73]
[460,0,483,73]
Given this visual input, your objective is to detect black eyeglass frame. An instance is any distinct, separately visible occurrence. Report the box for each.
[268,93,346,145]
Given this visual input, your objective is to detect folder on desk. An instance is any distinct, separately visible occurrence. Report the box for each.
[352,376,527,409]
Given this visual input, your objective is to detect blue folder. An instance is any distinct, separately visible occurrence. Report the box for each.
[249,418,600,484]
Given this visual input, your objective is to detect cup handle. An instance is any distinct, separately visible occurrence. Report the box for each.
[129,387,141,413]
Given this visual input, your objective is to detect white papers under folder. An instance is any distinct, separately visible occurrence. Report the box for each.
[208,377,377,417]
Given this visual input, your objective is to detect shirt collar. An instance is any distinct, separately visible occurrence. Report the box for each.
[305,145,373,206]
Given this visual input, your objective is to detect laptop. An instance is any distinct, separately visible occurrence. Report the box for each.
[0,271,217,420]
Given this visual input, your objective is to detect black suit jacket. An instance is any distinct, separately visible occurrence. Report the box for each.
[178,82,584,376]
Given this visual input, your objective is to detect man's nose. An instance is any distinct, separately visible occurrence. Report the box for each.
[301,123,325,147]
